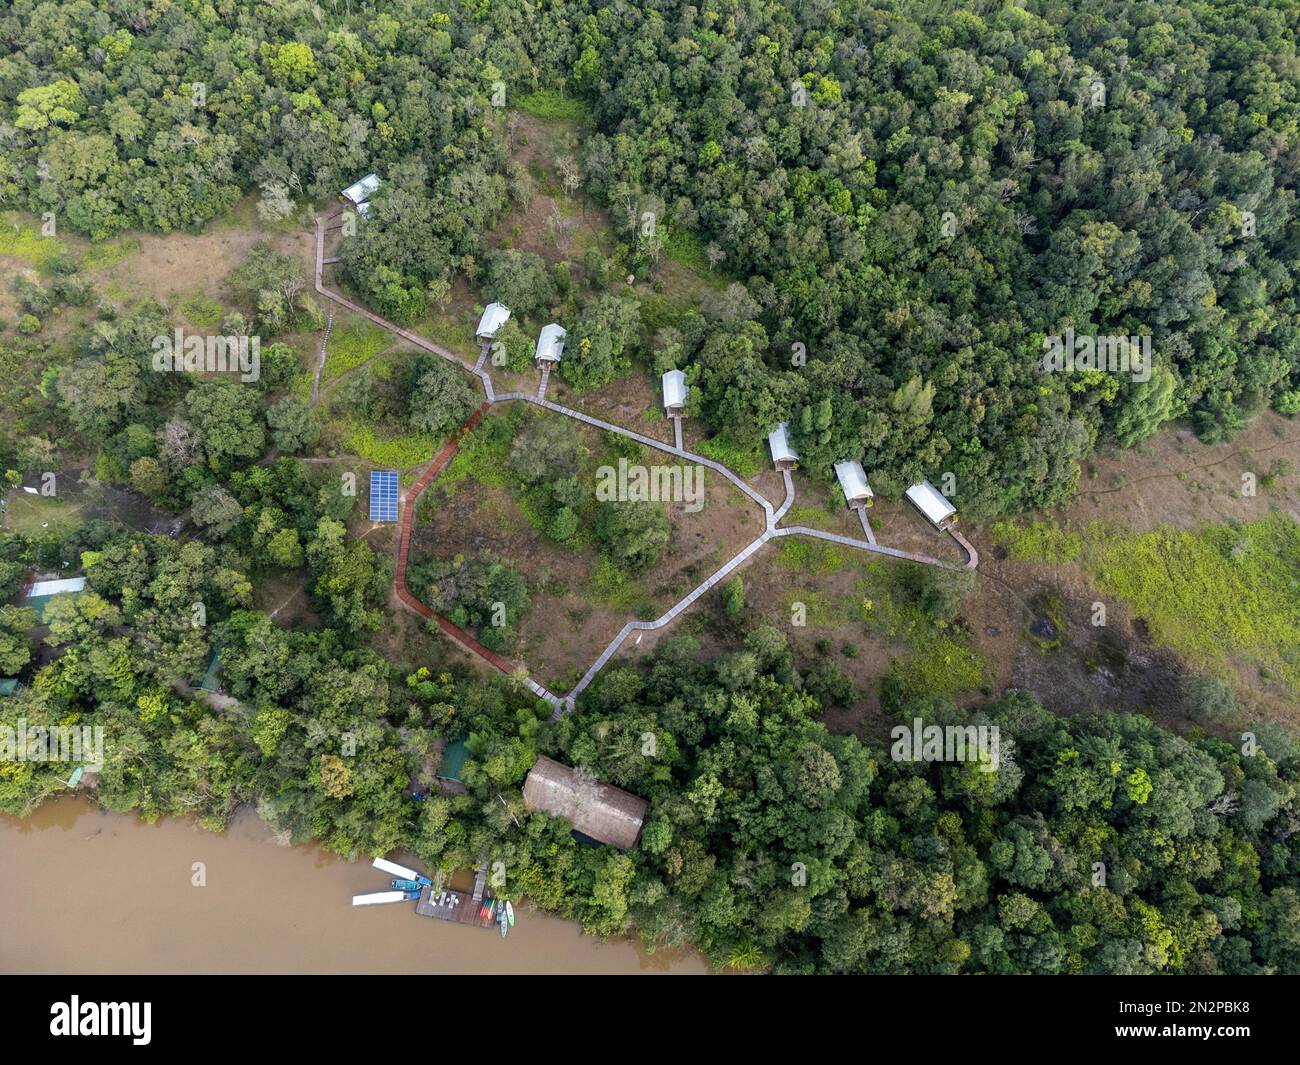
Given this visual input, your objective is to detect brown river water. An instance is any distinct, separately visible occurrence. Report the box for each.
[0,796,706,974]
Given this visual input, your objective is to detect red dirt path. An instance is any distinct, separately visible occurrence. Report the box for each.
[392,402,517,675]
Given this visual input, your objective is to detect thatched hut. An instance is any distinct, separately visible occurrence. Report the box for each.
[522,756,648,850]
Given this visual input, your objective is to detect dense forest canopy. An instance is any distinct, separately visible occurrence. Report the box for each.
[0,1,1298,976]
[1,0,1296,512]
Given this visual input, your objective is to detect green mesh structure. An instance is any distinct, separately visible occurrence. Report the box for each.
[439,740,471,781]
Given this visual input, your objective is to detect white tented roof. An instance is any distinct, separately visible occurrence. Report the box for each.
[355,201,371,218]
[906,480,956,524]
[27,577,86,597]
[834,460,873,502]
[768,422,798,463]
[342,173,380,205]
[535,323,566,363]
[476,302,511,339]
[662,369,687,409]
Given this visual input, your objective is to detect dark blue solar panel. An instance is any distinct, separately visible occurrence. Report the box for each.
[369,471,398,522]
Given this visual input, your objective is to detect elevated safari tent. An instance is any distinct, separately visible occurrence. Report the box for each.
[475,302,511,340]
[661,369,688,416]
[522,756,649,850]
[340,173,380,210]
[768,422,799,470]
[534,323,566,366]
[906,480,957,530]
[834,460,873,508]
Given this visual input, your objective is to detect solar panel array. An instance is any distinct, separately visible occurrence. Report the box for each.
[369,470,399,522]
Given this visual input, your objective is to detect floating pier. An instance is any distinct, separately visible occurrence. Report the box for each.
[414,884,500,929]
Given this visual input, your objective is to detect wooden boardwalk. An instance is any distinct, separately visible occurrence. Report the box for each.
[313,214,978,717]
[414,884,501,930]
[856,505,877,545]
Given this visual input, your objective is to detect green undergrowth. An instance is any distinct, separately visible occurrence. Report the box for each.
[342,423,441,469]
[776,535,846,575]
[695,434,762,478]
[325,319,391,382]
[515,90,591,124]
[993,513,1300,694]
[0,214,62,268]
[857,561,987,705]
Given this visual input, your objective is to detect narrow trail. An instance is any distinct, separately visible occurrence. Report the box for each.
[310,310,334,407]
[1081,436,1300,496]
[311,214,977,714]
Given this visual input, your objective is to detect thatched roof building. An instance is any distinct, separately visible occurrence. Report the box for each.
[522,756,648,850]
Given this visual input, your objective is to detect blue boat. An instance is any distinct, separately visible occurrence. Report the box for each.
[391,879,424,891]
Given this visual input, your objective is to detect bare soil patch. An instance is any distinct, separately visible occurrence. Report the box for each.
[962,412,1300,732]
[408,409,765,689]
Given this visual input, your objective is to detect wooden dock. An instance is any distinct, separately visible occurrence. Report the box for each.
[414,884,500,929]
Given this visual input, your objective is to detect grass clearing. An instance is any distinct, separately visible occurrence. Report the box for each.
[0,215,63,269]
[993,513,1300,695]
[434,406,520,497]
[325,318,391,382]
[80,236,140,270]
[775,536,846,575]
[342,424,441,469]
[515,90,591,124]
[664,226,720,276]
[855,562,987,703]
[786,503,840,528]
[2,490,84,537]
[695,434,762,478]
[180,292,225,328]
[991,520,1085,564]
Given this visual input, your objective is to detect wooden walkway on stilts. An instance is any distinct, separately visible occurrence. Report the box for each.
[312,214,979,718]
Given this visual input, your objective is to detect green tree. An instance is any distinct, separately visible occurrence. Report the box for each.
[408,356,477,437]
[0,605,37,674]
[562,295,641,393]
[266,397,319,454]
